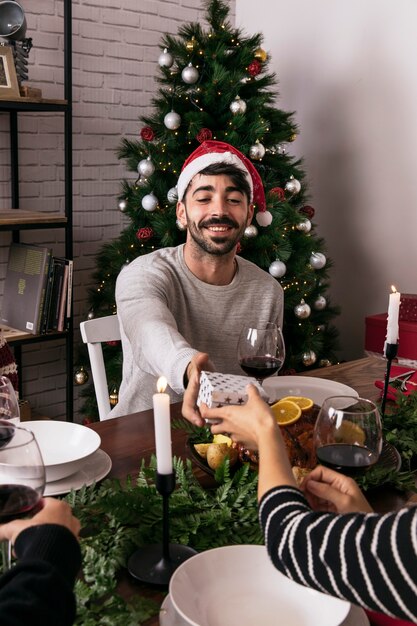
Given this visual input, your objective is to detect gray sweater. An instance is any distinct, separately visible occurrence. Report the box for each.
[109,245,284,418]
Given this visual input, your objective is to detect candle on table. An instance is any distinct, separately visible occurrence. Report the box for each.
[386,285,401,345]
[152,376,173,475]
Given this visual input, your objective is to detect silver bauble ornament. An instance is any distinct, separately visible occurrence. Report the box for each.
[118,199,127,212]
[158,48,174,68]
[181,63,199,84]
[255,210,273,227]
[176,219,187,231]
[296,218,312,233]
[167,187,178,203]
[268,260,286,278]
[294,299,311,319]
[310,252,327,269]
[141,192,158,212]
[249,142,266,160]
[277,143,287,155]
[319,359,332,368]
[74,366,89,385]
[87,310,95,320]
[313,295,327,310]
[137,157,155,178]
[229,96,247,115]
[285,175,302,195]
[302,350,317,366]
[164,111,181,130]
[244,224,258,238]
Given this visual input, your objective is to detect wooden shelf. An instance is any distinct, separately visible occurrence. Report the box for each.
[0,324,68,345]
[0,210,67,230]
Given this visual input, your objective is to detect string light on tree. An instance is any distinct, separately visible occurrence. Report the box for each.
[269,259,286,278]
[310,252,327,269]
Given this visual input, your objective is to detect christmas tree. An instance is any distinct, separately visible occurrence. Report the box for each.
[78,0,340,420]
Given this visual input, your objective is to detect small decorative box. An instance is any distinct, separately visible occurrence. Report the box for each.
[197,371,269,408]
[400,294,417,323]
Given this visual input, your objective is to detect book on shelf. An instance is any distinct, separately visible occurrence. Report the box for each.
[0,243,52,335]
[46,257,73,332]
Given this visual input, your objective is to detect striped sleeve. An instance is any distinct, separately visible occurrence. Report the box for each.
[259,486,417,622]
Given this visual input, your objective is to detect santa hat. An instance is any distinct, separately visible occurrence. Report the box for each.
[177,140,266,212]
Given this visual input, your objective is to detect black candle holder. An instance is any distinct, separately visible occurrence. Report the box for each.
[127,472,197,586]
[381,342,398,418]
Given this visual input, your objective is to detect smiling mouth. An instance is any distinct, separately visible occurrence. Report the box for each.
[205,224,233,233]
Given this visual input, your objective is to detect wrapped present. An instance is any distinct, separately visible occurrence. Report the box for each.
[400,294,417,322]
[197,370,269,408]
[365,313,417,360]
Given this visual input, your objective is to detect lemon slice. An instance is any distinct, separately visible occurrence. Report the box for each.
[279,396,314,412]
[335,420,366,445]
[271,400,302,425]
[213,434,233,446]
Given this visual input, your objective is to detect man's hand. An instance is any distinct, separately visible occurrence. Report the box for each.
[181,352,214,426]
[301,465,373,514]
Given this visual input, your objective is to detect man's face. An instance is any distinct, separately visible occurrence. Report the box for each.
[176,174,254,256]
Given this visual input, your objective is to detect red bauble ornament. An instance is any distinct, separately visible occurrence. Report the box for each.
[106,340,120,347]
[269,187,285,201]
[140,126,155,141]
[248,59,262,77]
[136,226,154,241]
[196,127,213,143]
[300,205,315,219]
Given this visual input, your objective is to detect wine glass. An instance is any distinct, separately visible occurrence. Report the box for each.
[0,423,45,571]
[313,396,383,476]
[0,376,20,426]
[237,322,285,385]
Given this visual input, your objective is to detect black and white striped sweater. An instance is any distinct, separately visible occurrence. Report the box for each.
[259,486,417,623]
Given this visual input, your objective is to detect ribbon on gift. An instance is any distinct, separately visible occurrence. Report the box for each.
[365,609,417,626]
[374,365,417,402]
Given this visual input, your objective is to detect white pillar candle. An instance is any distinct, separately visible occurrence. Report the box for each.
[152,376,173,474]
[386,286,401,344]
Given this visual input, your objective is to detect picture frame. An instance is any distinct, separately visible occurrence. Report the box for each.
[0,45,20,100]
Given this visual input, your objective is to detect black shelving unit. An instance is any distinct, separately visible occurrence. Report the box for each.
[0,0,73,421]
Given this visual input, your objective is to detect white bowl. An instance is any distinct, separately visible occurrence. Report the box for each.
[170,544,350,626]
[25,420,101,482]
[263,375,359,405]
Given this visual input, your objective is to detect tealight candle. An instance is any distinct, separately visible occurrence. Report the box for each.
[386,285,401,345]
[152,376,173,475]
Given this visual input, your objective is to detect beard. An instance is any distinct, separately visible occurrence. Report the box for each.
[186,214,248,256]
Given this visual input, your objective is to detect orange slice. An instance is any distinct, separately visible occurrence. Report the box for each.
[271,400,302,425]
[279,396,314,412]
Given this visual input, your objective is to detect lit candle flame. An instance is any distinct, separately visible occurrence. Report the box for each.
[157,376,168,393]
[391,285,397,293]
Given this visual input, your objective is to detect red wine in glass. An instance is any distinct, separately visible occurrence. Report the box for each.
[237,323,285,385]
[239,356,283,381]
[316,443,379,477]
[0,484,41,523]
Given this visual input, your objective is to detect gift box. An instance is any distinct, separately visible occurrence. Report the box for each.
[400,294,417,322]
[365,313,417,360]
[197,371,269,408]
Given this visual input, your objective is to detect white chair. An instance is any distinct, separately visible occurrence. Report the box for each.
[80,314,121,421]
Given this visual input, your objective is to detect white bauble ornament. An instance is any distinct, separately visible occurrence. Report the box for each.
[285,175,301,195]
[277,143,287,155]
[229,96,247,115]
[158,48,174,68]
[244,224,258,238]
[310,252,327,269]
[296,218,312,233]
[176,219,187,231]
[249,142,265,160]
[164,110,181,130]
[255,211,273,227]
[302,350,317,366]
[167,187,178,203]
[137,157,155,178]
[118,199,127,212]
[294,299,311,319]
[269,260,286,278]
[313,295,327,310]
[181,63,199,84]
[141,192,158,212]
[87,309,95,320]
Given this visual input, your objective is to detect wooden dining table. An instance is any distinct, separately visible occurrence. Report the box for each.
[87,355,414,625]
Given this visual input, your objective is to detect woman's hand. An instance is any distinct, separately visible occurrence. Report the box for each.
[182,352,214,426]
[301,465,373,514]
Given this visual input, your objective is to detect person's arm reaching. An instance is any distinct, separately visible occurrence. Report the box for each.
[182,352,214,426]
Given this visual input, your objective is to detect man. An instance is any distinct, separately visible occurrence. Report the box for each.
[110,140,284,423]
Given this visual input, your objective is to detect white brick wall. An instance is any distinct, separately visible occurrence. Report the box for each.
[0,0,235,421]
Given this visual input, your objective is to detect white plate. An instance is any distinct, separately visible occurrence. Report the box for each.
[263,375,359,404]
[160,594,369,626]
[170,544,350,626]
[44,449,112,496]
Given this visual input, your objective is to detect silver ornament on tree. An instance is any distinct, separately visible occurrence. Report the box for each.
[87,310,95,320]
[310,252,327,269]
[74,366,89,386]
[158,48,174,68]
[229,96,247,115]
[164,110,181,130]
[249,141,265,160]
[255,211,273,227]
[285,175,301,195]
[244,224,258,238]
[118,199,127,212]
[142,192,158,212]
[137,157,155,178]
[294,299,311,319]
[268,260,286,278]
[302,350,317,367]
[276,143,287,155]
[296,218,312,233]
[319,358,332,367]
[181,63,199,84]
[313,295,327,310]
[167,187,178,203]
